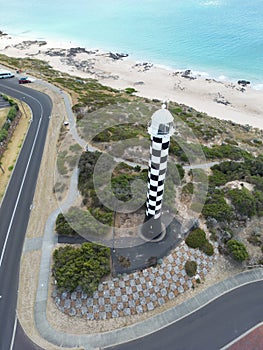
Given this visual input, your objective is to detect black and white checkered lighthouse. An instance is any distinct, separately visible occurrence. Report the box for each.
[142,104,174,240]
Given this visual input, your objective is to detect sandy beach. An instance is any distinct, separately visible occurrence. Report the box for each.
[1,32,263,129]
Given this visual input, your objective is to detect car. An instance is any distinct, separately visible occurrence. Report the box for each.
[0,70,14,79]
[18,77,32,84]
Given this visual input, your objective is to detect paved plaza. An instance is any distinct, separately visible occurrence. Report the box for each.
[53,242,216,320]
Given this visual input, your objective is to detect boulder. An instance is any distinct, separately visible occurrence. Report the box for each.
[237,80,250,87]
[109,52,128,60]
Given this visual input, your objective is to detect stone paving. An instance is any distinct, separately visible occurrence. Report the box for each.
[53,243,217,320]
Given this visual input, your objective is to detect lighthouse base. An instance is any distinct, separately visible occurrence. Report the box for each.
[141,215,165,241]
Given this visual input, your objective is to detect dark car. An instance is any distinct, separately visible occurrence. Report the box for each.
[18,77,32,84]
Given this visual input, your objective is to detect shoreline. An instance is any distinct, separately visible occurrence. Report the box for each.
[1,31,263,130]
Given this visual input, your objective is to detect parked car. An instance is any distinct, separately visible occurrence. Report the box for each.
[18,77,32,84]
[0,70,14,79]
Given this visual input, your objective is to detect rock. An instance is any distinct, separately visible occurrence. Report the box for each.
[181,69,191,77]
[45,48,67,57]
[68,47,96,56]
[14,40,47,49]
[69,307,77,316]
[181,70,196,80]
[109,52,128,60]
[134,62,153,71]
[214,93,231,105]
[237,80,250,86]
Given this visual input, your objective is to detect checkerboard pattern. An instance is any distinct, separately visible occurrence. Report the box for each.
[53,243,217,320]
[146,136,170,219]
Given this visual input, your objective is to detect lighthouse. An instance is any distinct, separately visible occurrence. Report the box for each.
[142,104,174,240]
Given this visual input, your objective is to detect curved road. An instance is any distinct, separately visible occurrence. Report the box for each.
[0,78,52,350]
[0,77,262,350]
[105,280,263,350]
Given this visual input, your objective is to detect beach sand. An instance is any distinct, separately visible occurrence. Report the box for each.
[1,33,263,129]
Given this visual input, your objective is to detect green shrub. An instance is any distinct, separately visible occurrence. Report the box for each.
[52,242,111,294]
[185,228,206,248]
[0,129,8,142]
[186,228,214,256]
[202,144,251,161]
[124,87,137,95]
[202,241,214,256]
[202,191,234,222]
[185,260,197,277]
[227,188,256,218]
[55,213,78,236]
[226,239,249,262]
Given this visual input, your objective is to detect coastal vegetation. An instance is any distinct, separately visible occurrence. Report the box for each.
[55,213,78,236]
[185,228,214,256]
[184,260,197,277]
[52,242,110,294]
[0,94,29,199]
[0,95,19,145]
[226,239,249,262]
[1,53,262,284]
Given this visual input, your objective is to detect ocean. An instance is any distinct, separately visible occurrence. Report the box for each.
[1,0,263,88]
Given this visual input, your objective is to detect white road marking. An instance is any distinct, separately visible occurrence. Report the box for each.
[9,315,17,350]
[0,112,43,267]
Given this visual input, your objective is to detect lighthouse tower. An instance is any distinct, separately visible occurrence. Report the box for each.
[142,104,174,240]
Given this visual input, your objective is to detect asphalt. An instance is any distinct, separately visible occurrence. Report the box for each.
[0,78,52,350]
[104,279,263,350]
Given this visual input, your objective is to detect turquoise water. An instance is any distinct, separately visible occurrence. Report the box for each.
[1,0,263,88]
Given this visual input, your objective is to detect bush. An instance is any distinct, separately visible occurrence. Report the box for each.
[185,260,197,277]
[186,228,214,256]
[124,87,137,95]
[227,188,256,218]
[0,129,8,142]
[202,191,234,222]
[226,239,249,262]
[202,241,214,256]
[202,144,251,161]
[55,213,78,236]
[52,242,111,294]
[185,228,206,248]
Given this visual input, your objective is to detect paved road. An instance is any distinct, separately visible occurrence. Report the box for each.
[0,78,52,350]
[105,280,263,350]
